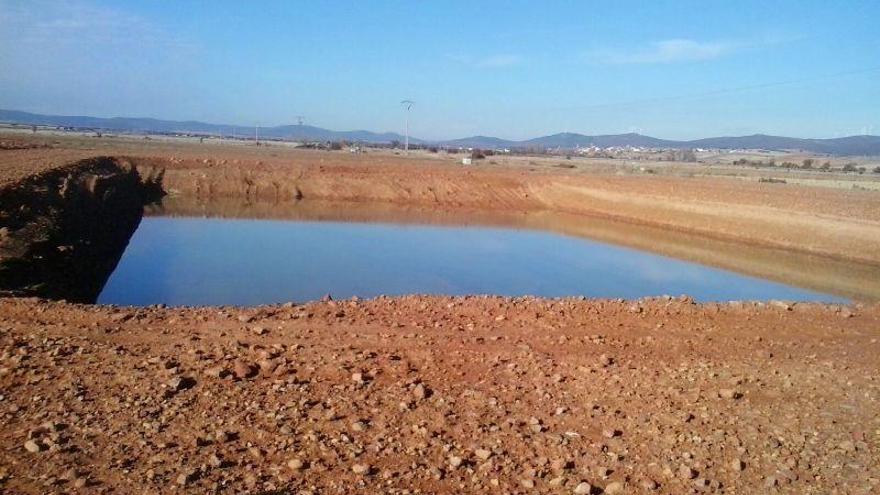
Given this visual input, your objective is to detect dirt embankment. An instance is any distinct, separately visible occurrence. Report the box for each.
[0,157,162,301]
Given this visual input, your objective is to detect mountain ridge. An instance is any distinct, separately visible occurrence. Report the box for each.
[2,109,879,155]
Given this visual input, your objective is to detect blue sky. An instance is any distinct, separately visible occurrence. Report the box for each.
[1,0,878,140]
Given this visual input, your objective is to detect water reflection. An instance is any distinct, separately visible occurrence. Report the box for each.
[148,197,880,302]
[95,197,866,306]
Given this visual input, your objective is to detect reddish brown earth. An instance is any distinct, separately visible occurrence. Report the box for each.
[1,134,880,493]
[2,134,879,266]
[0,297,878,494]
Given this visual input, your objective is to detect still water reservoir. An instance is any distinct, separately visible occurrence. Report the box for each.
[97,216,846,306]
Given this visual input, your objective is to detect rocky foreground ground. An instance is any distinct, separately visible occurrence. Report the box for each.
[0,296,877,494]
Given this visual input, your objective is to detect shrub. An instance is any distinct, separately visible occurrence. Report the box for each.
[801,159,814,169]
[842,163,858,172]
[673,149,697,162]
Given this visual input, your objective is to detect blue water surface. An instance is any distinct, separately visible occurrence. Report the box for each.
[97,217,845,306]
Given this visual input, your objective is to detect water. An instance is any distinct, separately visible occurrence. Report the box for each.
[97,216,847,306]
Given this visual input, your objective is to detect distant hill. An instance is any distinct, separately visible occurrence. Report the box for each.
[449,132,880,155]
[2,109,878,155]
[520,132,677,149]
[687,134,880,156]
[442,135,519,149]
[0,109,418,144]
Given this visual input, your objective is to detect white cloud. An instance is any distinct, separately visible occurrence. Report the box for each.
[589,39,737,64]
[0,0,194,53]
[446,53,523,68]
[0,0,199,116]
[587,34,798,65]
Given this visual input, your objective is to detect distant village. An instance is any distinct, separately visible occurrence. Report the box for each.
[3,121,879,174]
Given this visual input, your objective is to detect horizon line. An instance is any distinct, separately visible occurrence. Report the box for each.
[0,107,877,143]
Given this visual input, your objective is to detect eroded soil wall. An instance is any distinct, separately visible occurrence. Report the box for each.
[0,157,161,301]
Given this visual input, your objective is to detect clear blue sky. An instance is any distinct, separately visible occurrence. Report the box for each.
[1,0,878,140]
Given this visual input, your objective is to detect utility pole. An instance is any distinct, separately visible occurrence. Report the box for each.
[401,100,414,152]
[294,116,305,142]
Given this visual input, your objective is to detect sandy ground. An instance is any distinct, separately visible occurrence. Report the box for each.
[1,133,880,493]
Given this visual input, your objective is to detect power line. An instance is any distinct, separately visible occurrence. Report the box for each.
[553,65,880,112]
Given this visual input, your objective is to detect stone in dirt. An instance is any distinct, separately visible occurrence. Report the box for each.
[604,481,625,494]
[176,469,199,486]
[602,428,621,438]
[573,481,592,494]
[413,383,428,400]
[23,440,44,453]
[232,360,257,379]
[679,465,697,479]
[168,376,196,392]
[474,448,492,461]
[718,388,741,400]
